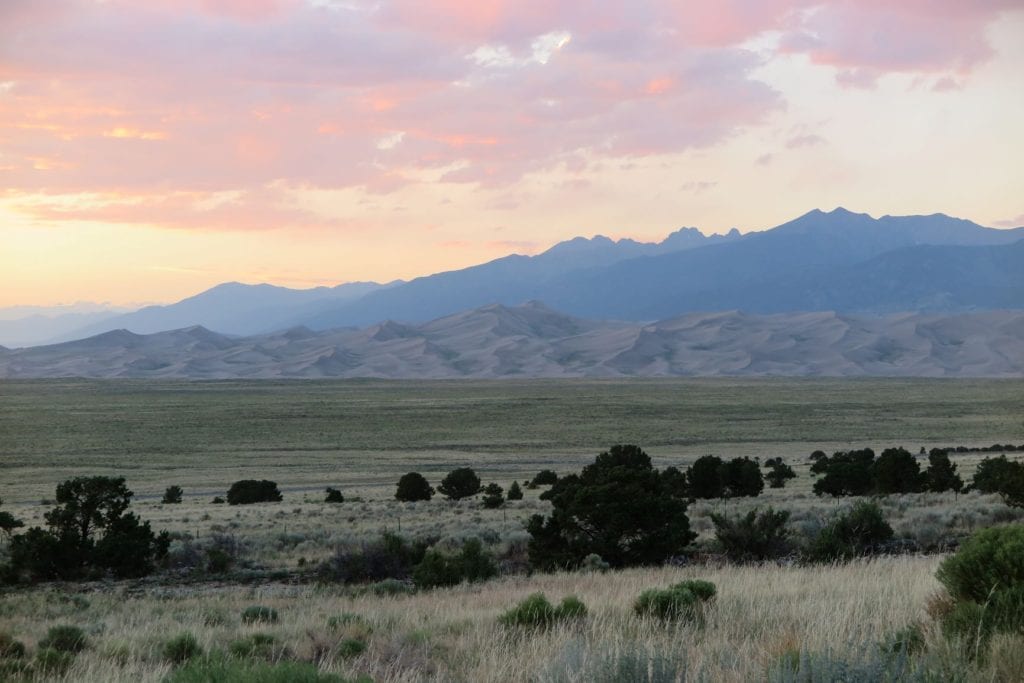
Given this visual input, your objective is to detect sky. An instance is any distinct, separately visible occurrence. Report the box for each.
[2,0,1023,307]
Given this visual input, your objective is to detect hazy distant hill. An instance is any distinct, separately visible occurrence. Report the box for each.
[2,303,1021,378]
[50,281,396,343]
[301,208,1024,329]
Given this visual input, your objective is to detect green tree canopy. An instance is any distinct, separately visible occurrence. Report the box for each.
[527,445,696,570]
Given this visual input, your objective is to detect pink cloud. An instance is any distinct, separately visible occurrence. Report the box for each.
[778,1,1018,88]
[0,0,1016,231]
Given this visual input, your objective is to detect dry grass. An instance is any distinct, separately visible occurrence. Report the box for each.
[0,555,959,683]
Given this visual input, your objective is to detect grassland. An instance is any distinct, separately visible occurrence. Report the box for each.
[1,378,1023,681]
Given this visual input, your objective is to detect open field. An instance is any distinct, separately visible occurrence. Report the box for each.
[3,378,1022,501]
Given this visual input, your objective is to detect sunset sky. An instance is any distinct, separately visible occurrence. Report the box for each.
[2,0,1023,307]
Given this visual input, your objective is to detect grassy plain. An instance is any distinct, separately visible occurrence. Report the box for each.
[1,378,1023,681]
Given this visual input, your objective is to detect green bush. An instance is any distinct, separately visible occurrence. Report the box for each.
[935,524,1024,651]
[412,538,496,588]
[879,624,926,656]
[481,483,504,509]
[34,647,75,675]
[39,624,87,653]
[395,472,434,502]
[437,468,482,500]
[498,593,588,628]
[324,487,344,504]
[936,525,1024,603]
[336,638,366,659]
[0,633,26,659]
[633,580,716,622]
[162,485,184,504]
[241,606,279,624]
[226,480,282,505]
[580,553,610,572]
[506,481,524,500]
[710,507,791,562]
[164,632,203,664]
[165,656,355,683]
[207,548,232,574]
[804,501,893,562]
[531,470,558,487]
[327,613,369,634]
[229,633,288,662]
[540,640,687,683]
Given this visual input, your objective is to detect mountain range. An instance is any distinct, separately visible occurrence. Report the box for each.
[2,207,1022,350]
[2,303,1021,378]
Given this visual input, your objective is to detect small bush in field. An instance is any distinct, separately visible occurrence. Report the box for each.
[241,606,279,624]
[634,580,716,623]
[163,632,203,664]
[935,524,1024,650]
[412,538,496,588]
[531,470,559,487]
[506,481,524,500]
[39,625,87,653]
[162,485,184,504]
[212,496,225,504]
[207,548,232,574]
[580,553,610,572]
[395,472,434,502]
[226,480,282,505]
[711,507,792,562]
[324,487,344,503]
[229,633,289,661]
[499,593,588,628]
[804,501,893,562]
[0,633,26,659]
[337,638,367,659]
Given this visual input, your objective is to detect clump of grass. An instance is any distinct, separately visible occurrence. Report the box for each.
[241,605,279,624]
[370,578,416,596]
[336,638,367,659]
[327,613,367,631]
[634,579,716,623]
[230,633,290,662]
[38,624,88,653]
[0,632,26,660]
[34,647,76,675]
[499,593,588,629]
[164,632,203,664]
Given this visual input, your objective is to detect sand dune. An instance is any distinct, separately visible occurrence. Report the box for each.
[1,303,1021,379]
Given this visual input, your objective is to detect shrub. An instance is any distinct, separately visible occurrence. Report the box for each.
[395,472,434,502]
[498,593,588,628]
[162,485,184,504]
[39,625,87,653]
[212,496,226,504]
[166,656,351,683]
[634,579,716,623]
[972,456,1020,493]
[804,501,893,562]
[764,457,796,489]
[241,606,279,624]
[229,633,289,661]
[935,524,1024,647]
[936,524,1024,603]
[710,507,791,562]
[227,480,282,505]
[164,632,203,664]
[580,553,610,572]
[481,483,504,509]
[207,547,232,574]
[337,638,366,659]
[0,633,26,659]
[528,445,695,570]
[506,481,524,500]
[540,641,687,683]
[324,487,344,504]
[531,470,559,486]
[412,538,496,588]
[437,468,482,500]
[317,532,427,584]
